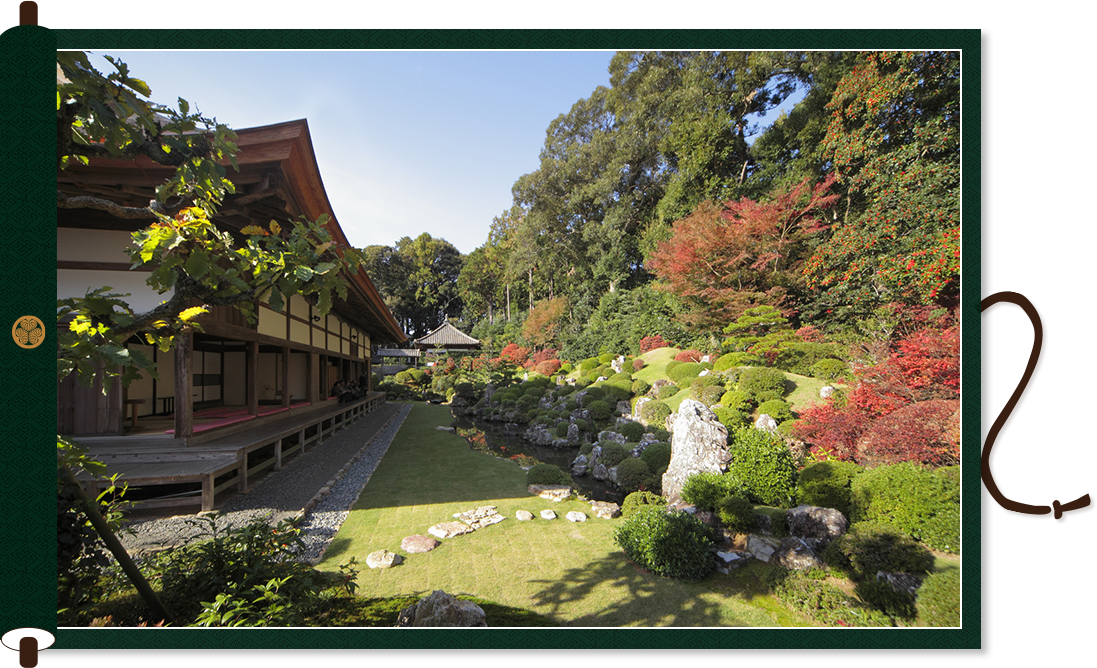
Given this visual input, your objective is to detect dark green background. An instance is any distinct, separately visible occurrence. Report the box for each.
[0,27,980,649]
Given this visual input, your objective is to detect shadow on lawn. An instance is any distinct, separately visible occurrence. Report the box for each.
[528,551,745,627]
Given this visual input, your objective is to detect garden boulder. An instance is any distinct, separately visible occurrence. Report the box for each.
[400,535,439,554]
[589,500,621,519]
[428,521,474,539]
[366,549,402,569]
[515,510,534,521]
[775,537,825,571]
[661,399,731,503]
[528,484,572,502]
[396,590,487,627]
[566,511,588,522]
[785,504,848,547]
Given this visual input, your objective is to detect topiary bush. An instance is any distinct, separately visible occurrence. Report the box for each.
[587,399,612,422]
[737,367,789,402]
[664,360,682,376]
[756,399,794,423]
[916,568,961,627]
[713,352,764,372]
[668,362,705,386]
[640,400,672,426]
[617,421,645,442]
[716,496,756,534]
[632,358,646,372]
[555,423,570,438]
[579,442,595,456]
[712,406,750,431]
[796,460,864,518]
[656,383,680,401]
[680,471,747,512]
[640,442,672,473]
[835,521,935,581]
[621,490,666,518]
[727,427,798,507]
[810,358,851,382]
[698,384,726,406]
[580,386,605,405]
[526,464,570,486]
[631,378,652,396]
[849,462,960,553]
[674,349,705,363]
[599,442,629,467]
[616,457,655,494]
[613,507,715,580]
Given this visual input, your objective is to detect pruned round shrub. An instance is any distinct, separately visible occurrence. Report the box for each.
[855,578,916,620]
[698,384,726,406]
[598,353,615,364]
[849,461,960,554]
[712,406,749,431]
[580,386,605,405]
[613,507,715,580]
[656,383,680,401]
[916,568,961,627]
[664,360,682,376]
[810,358,850,382]
[756,399,794,423]
[555,384,576,397]
[587,399,612,421]
[555,423,570,438]
[631,378,652,396]
[737,367,789,402]
[617,421,645,442]
[640,442,672,473]
[632,358,646,372]
[727,427,798,507]
[668,362,704,385]
[536,359,562,376]
[690,374,724,396]
[599,442,629,467]
[622,491,666,517]
[639,400,671,426]
[716,496,756,534]
[680,471,747,512]
[526,464,570,486]
[713,352,764,372]
[796,460,864,518]
[579,442,595,456]
[836,521,935,580]
[719,389,754,412]
[560,362,574,373]
[601,382,632,405]
[616,457,654,494]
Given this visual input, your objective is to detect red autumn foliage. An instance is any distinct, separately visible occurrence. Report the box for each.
[674,349,705,363]
[632,358,646,372]
[639,335,672,353]
[796,325,825,343]
[794,311,960,467]
[529,348,559,366]
[494,343,531,367]
[648,176,838,325]
[856,399,960,467]
[535,359,562,376]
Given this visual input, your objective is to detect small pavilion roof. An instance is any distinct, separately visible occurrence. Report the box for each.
[414,322,480,349]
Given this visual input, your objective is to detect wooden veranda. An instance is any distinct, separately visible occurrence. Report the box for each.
[74,392,386,512]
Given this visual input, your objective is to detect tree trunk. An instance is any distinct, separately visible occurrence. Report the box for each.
[528,268,534,313]
[506,284,511,322]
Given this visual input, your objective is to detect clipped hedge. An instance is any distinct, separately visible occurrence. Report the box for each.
[850,462,961,554]
[617,421,645,442]
[599,443,629,467]
[727,427,798,507]
[796,460,864,518]
[639,400,671,426]
[680,471,747,512]
[737,367,789,402]
[640,442,672,473]
[756,399,794,423]
[835,521,935,580]
[713,352,764,372]
[668,362,705,386]
[526,464,570,486]
[916,568,961,627]
[621,491,666,518]
[613,508,715,580]
[716,496,756,534]
[616,457,655,494]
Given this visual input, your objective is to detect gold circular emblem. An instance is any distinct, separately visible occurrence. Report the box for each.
[12,316,45,349]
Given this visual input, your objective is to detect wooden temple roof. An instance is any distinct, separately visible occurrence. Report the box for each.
[57,119,408,345]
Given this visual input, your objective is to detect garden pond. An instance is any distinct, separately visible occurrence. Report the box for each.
[451,411,624,503]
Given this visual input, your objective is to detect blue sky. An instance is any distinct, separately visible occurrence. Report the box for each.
[96,50,618,254]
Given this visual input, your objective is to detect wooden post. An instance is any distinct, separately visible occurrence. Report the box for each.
[319,354,327,399]
[237,452,248,491]
[202,474,215,512]
[173,329,194,439]
[247,340,258,416]
[306,352,317,403]
[274,438,283,471]
[299,427,306,454]
[281,346,291,408]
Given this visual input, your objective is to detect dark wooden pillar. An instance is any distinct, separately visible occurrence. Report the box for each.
[281,346,291,408]
[247,340,258,416]
[173,329,194,439]
[319,354,327,398]
[306,352,317,404]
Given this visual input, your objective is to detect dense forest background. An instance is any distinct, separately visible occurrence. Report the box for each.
[361,50,960,358]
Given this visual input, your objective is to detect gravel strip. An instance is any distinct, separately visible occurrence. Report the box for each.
[117,402,412,559]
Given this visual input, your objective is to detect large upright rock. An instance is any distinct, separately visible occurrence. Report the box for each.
[661,399,731,503]
[395,590,487,627]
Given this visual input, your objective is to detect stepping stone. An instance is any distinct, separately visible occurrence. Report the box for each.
[566,511,587,522]
[515,510,534,521]
[453,505,506,529]
[366,549,402,569]
[401,535,440,553]
[589,501,621,519]
[428,521,474,539]
[528,484,572,502]
[540,509,557,520]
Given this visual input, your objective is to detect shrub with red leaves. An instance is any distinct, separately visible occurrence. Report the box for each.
[674,349,705,363]
[495,343,532,367]
[856,399,960,467]
[639,335,672,353]
[535,359,562,376]
[796,325,825,343]
[793,402,870,462]
[632,358,646,372]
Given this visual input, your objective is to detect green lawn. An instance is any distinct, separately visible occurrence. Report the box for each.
[319,401,805,627]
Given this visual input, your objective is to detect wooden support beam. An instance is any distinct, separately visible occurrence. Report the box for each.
[174,329,194,439]
[306,352,317,404]
[247,340,259,416]
[275,438,283,471]
[237,453,248,492]
[299,427,306,454]
[281,346,291,408]
[202,474,214,511]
